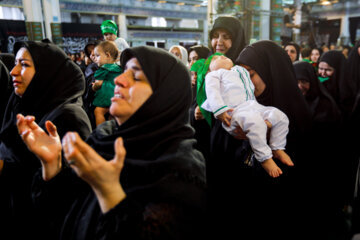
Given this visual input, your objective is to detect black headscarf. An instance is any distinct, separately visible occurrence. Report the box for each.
[237,40,312,137]
[284,41,300,61]
[0,59,11,128]
[293,61,342,125]
[0,41,90,167]
[319,50,356,117]
[84,40,101,58]
[188,44,211,60]
[86,46,206,203]
[209,16,247,62]
[0,53,15,72]
[0,41,91,239]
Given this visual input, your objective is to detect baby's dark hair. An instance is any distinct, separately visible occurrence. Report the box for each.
[301,47,311,59]
[96,40,118,61]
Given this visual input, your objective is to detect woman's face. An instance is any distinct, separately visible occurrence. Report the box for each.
[298,80,310,95]
[110,57,153,125]
[357,46,360,56]
[188,50,199,67]
[318,62,334,78]
[191,71,197,87]
[342,48,349,57]
[86,45,95,62]
[240,64,266,97]
[10,47,36,97]
[310,49,320,62]
[285,45,297,62]
[211,29,232,54]
[170,47,182,60]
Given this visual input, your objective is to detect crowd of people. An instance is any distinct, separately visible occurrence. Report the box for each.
[0,16,360,240]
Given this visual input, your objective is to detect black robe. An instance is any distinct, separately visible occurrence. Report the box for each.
[319,50,356,119]
[188,45,211,162]
[209,40,313,239]
[83,62,98,129]
[32,46,207,240]
[294,61,352,239]
[0,41,91,239]
[348,41,360,236]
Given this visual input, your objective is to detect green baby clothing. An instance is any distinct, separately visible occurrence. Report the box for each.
[93,63,122,107]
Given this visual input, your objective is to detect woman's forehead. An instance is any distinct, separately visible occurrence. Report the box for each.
[16,47,32,61]
[126,57,140,66]
[213,28,231,36]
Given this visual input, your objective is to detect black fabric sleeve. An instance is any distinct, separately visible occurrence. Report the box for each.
[31,167,88,239]
[96,199,203,240]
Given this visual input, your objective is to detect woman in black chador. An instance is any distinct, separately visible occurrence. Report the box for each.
[0,41,91,239]
[208,16,247,62]
[294,60,342,126]
[349,40,360,238]
[318,50,356,118]
[294,61,352,239]
[201,16,248,221]
[209,40,312,239]
[17,46,207,240]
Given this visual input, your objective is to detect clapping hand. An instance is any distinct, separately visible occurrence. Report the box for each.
[16,114,62,180]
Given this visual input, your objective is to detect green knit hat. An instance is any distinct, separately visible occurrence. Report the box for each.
[101,20,118,35]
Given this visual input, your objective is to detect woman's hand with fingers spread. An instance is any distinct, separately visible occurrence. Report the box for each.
[62,132,127,213]
[16,114,62,180]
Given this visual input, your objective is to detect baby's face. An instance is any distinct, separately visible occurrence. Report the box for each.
[209,55,233,71]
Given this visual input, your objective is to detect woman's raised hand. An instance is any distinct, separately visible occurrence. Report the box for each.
[16,114,62,180]
[62,132,127,213]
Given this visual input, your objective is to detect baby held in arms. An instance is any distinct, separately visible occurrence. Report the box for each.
[202,53,294,177]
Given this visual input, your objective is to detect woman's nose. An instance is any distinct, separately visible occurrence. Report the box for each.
[114,70,132,87]
[217,36,224,44]
[10,64,19,76]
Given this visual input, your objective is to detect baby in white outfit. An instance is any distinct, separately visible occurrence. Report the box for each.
[202,54,294,177]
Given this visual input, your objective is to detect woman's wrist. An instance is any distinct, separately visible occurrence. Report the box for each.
[92,182,126,213]
[41,152,62,181]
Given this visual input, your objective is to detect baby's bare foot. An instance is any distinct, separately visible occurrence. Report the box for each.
[261,158,283,178]
[273,150,294,166]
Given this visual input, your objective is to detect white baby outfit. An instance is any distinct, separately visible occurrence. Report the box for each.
[202,65,289,162]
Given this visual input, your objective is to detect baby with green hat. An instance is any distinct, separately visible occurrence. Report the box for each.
[101,20,118,36]
[100,20,129,53]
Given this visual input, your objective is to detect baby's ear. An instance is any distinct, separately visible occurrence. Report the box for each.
[105,52,111,58]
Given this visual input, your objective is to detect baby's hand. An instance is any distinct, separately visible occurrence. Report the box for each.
[92,80,104,91]
[194,106,204,120]
[217,109,233,127]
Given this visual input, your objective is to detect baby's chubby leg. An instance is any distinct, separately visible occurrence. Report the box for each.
[261,158,283,178]
[272,149,294,166]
